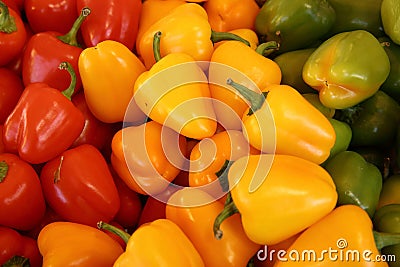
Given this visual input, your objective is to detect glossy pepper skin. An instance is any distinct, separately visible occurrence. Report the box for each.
[381,0,400,45]
[77,0,142,50]
[215,154,337,245]
[324,118,352,162]
[0,226,42,267]
[3,63,85,164]
[0,67,23,124]
[100,219,205,267]
[0,153,46,231]
[377,175,400,210]
[40,144,120,227]
[0,0,27,67]
[302,30,390,109]
[324,150,383,217]
[38,221,123,267]
[78,40,146,123]
[227,80,336,165]
[166,188,260,267]
[380,37,400,102]
[274,205,391,267]
[254,0,335,53]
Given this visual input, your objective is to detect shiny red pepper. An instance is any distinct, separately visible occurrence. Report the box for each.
[0,67,23,124]
[2,62,85,164]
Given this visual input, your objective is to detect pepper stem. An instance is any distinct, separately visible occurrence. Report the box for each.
[0,160,8,182]
[0,1,16,33]
[97,221,131,244]
[255,41,280,57]
[2,255,30,267]
[57,7,90,47]
[226,78,267,115]
[53,156,64,183]
[216,160,233,192]
[58,62,77,100]
[213,192,239,240]
[211,30,250,47]
[153,31,162,63]
[373,231,400,250]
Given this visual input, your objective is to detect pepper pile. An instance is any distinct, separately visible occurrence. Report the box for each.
[1,0,400,266]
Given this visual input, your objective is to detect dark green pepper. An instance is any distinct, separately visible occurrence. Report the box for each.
[378,175,400,210]
[254,0,336,53]
[324,150,383,217]
[352,146,391,179]
[380,37,400,103]
[326,0,384,38]
[373,204,400,266]
[336,90,400,147]
[273,48,316,94]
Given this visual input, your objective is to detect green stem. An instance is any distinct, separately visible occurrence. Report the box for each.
[0,1,16,33]
[97,221,131,244]
[216,160,233,192]
[213,193,239,240]
[374,231,400,250]
[58,62,77,100]
[57,7,90,47]
[153,31,162,63]
[226,78,267,115]
[2,255,30,267]
[255,41,280,57]
[211,30,250,47]
[0,160,8,182]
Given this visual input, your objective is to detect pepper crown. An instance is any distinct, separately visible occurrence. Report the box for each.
[0,1,16,33]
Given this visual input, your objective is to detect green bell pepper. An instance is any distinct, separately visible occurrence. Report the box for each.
[303,30,391,109]
[378,175,400,210]
[324,118,352,161]
[352,146,391,179]
[326,0,385,38]
[254,0,335,53]
[335,90,400,147]
[381,0,400,45]
[303,93,335,118]
[373,204,400,267]
[380,37,400,103]
[324,150,383,217]
[273,48,317,94]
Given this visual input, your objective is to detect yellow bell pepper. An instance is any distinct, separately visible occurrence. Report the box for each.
[214,154,338,245]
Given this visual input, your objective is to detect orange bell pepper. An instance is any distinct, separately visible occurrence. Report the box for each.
[99,219,205,267]
[203,0,260,32]
[166,188,261,267]
[78,40,146,123]
[214,154,338,245]
[111,120,187,195]
[37,221,123,267]
[274,205,400,267]
[226,80,336,164]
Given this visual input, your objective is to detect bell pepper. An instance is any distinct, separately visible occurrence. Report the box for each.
[273,48,317,94]
[373,204,400,266]
[0,0,27,67]
[254,0,336,53]
[0,226,42,267]
[327,0,385,38]
[303,93,335,118]
[0,67,23,124]
[226,79,335,164]
[274,205,399,267]
[324,150,382,217]
[324,118,352,162]
[335,91,400,147]
[40,144,121,227]
[25,206,63,240]
[78,39,147,123]
[137,3,250,69]
[111,121,187,195]
[208,41,281,130]
[0,153,46,231]
[353,146,392,179]
[76,0,142,50]
[134,32,217,140]
[378,175,400,210]
[98,219,205,266]
[381,0,400,45]
[214,154,338,245]
[203,0,260,32]
[380,37,400,103]
[3,62,85,164]
[22,7,90,93]
[302,30,391,109]
[38,221,123,267]
[166,188,260,267]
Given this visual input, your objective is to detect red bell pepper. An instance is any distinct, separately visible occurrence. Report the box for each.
[0,0,27,67]
[0,153,46,231]
[40,144,121,227]
[76,0,142,50]
[21,7,90,92]
[2,62,85,164]
[0,67,23,124]
[0,226,42,267]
